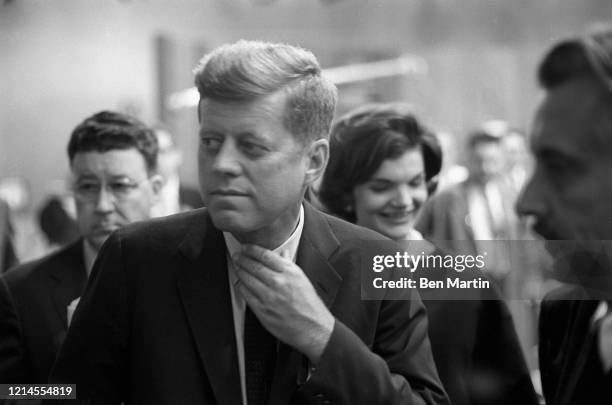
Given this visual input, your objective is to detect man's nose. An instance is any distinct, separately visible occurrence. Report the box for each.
[515,174,545,219]
[94,186,115,213]
[211,141,241,177]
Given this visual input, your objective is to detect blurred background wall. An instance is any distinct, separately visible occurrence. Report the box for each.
[1,0,612,209]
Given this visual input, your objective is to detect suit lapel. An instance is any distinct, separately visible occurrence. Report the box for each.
[50,240,88,329]
[555,299,601,404]
[269,203,342,404]
[176,213,242,405]
[175,206,343,405]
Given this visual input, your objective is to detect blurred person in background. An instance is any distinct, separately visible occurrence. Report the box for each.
[435,130,469,191]
[150,125,203,217]
[516,26,612,405]
[0,176,48,263]
[0,198,17,273]
[416,122,541,380]
[415,125,523,284]
[319,103,537,405]
[0,110,162,383]
[501,128,532,194]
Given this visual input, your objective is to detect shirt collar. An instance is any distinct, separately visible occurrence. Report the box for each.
[224,204,304,285]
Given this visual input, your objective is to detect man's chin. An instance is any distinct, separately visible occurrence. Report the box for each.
[209,210,252,234]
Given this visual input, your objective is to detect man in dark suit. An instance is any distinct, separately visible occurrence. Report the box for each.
[48,40,449,405]
[516,26,612,404]
[0,111,162,383]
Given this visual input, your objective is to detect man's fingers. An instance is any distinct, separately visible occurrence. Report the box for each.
[241,244,288,270]
[234,264,269,302]
[234,253,265,276]
[233,253,280,289]
[235,279,263,311]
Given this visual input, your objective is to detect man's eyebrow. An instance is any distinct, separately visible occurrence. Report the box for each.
[199,128,223,136]
[236,131,264,140]
[108,175,135,181]
[74,173,97,179]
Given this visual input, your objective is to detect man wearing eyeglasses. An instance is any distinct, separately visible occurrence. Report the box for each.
[0,110,162,383]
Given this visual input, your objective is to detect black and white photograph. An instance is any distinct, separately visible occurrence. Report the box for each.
[1,1,612,404]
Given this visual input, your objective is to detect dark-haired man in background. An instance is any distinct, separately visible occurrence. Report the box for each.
[517,26,612,404]
[48,40,448,405]
[0,111,162,383]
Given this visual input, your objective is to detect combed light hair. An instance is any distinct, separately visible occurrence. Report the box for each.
[193,40,337,143]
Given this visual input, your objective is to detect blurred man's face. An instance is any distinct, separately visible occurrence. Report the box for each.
[197,91,325,245]
[72,149,161,251]
[517,78,612,241]
[469,141,505,183]
[502,133,529,170]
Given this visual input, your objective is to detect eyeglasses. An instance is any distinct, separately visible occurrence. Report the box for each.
[72,177,149,202]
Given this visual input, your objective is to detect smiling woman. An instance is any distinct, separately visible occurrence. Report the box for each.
[318,103,538,405]
[319,102,442,240]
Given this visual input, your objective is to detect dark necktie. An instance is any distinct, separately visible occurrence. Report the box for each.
[244,306,277,405]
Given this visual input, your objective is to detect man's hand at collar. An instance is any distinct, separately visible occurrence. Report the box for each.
[233,244,335,364]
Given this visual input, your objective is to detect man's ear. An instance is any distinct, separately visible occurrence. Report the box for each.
[304,138,329,187]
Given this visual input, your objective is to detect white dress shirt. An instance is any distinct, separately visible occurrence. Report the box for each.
[224,204,304,405]
[593,301,612,372]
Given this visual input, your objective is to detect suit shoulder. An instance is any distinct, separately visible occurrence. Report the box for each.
[317,210,437,254]
[319,210,388,242]
[2,242,81,289]
[117,208,208,247]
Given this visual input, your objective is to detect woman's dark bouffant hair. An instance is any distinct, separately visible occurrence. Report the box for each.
[318,103,442,223]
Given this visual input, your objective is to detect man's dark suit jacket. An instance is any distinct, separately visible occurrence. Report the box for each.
[0,240,87,382]
[539,284,612,405]
[49,204,449,405]
[422,292,537,405]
